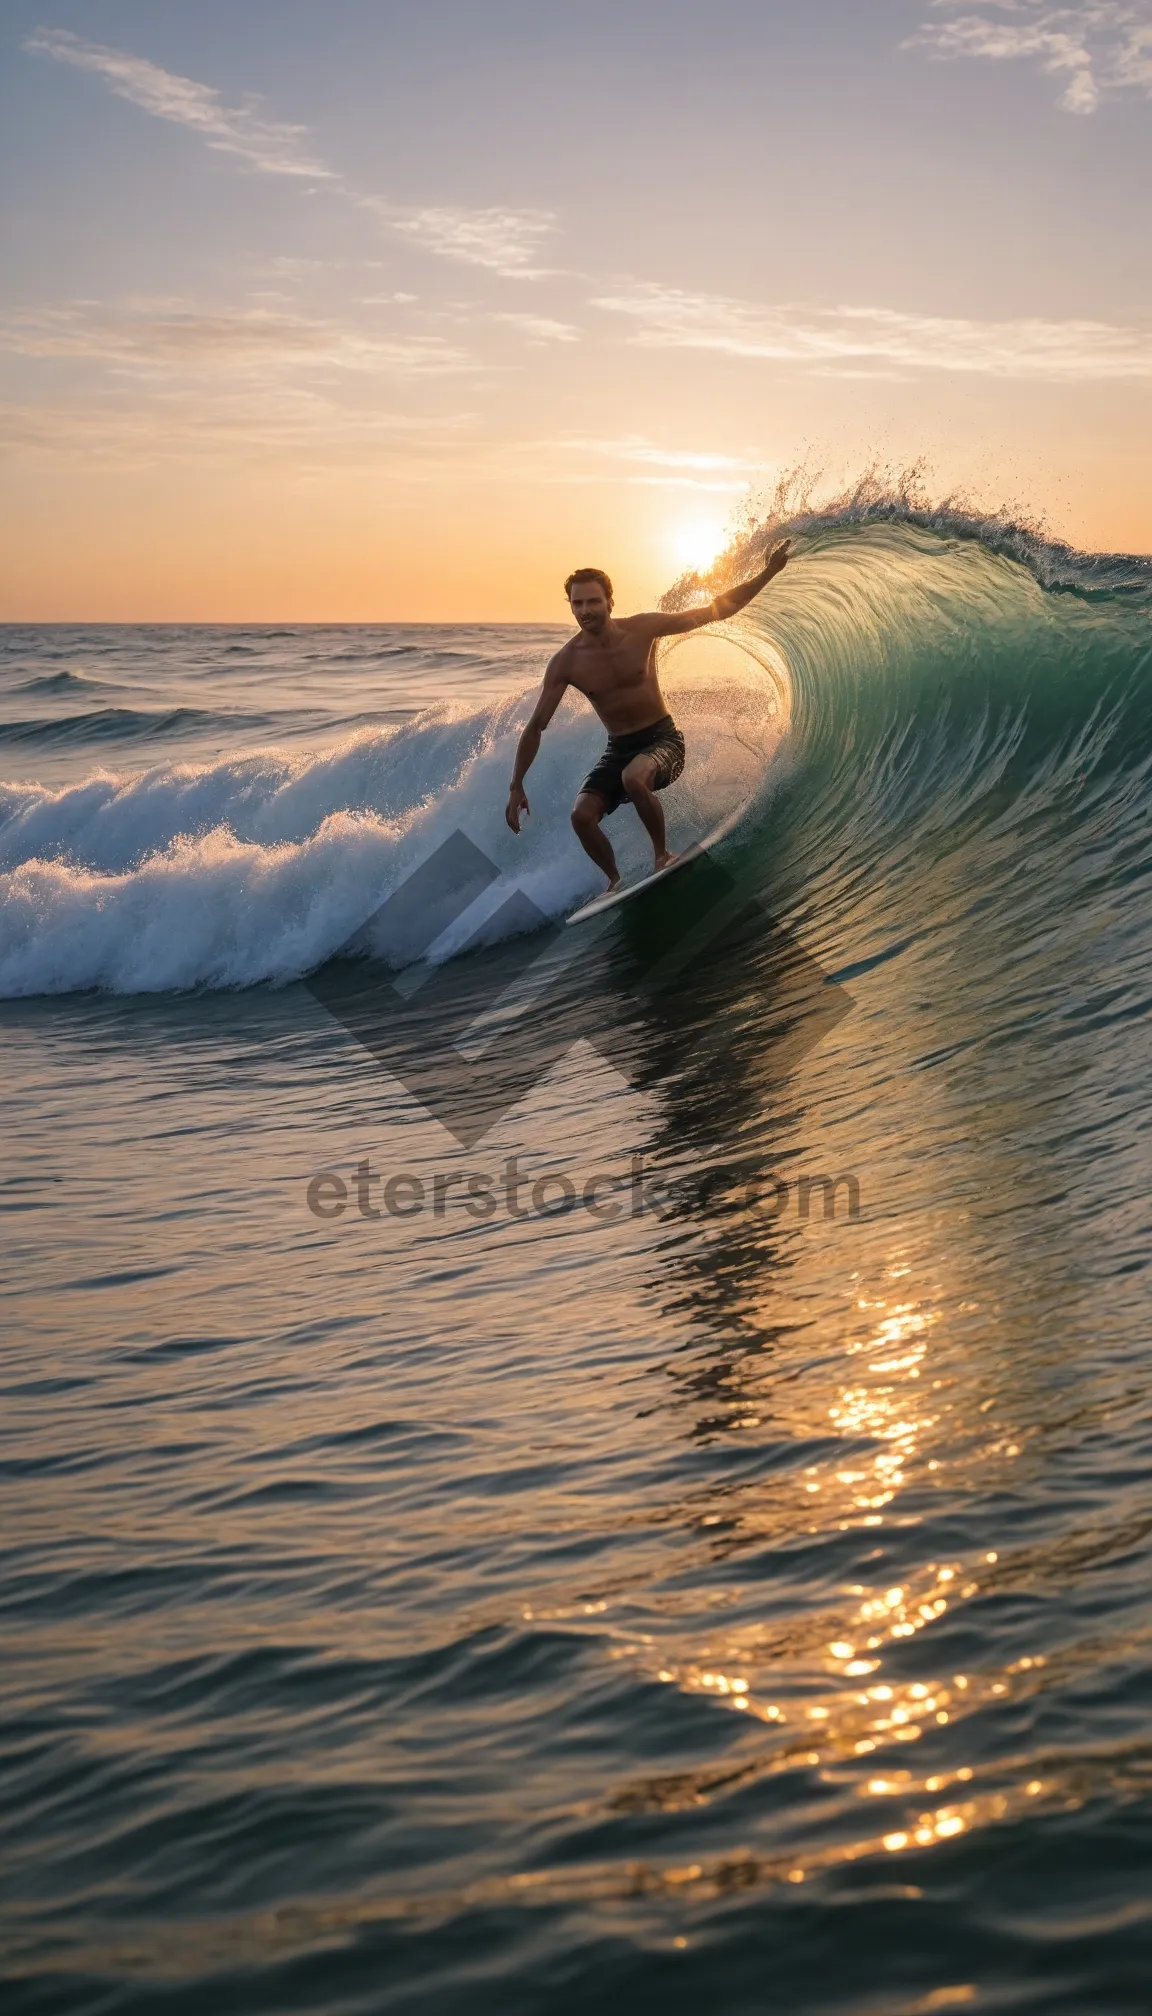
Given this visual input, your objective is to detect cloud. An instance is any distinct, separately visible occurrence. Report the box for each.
[905,3,1152,114]
[0,394,751,490]
[390,206,557,278]
[0,294,488,474]
[0,394,479,472]
[500,434,755,492]
[25,29,562,276]
[492,312,579,342]
[24,26,333,175]
[553,435,752,472]
[592,284,1152,379]
[0,301,473,378]
[611,441,750,472]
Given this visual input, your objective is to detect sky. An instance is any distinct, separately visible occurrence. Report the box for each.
[2,0,1151,620]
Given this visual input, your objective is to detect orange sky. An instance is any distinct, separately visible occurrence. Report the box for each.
[3,4,1151,620]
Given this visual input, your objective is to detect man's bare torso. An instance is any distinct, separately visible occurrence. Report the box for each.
[505,542,790,856]
[558,618,669,737]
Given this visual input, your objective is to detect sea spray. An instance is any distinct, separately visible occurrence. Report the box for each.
[3,486,1149,998]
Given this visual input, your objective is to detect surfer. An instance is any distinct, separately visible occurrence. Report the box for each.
[504,541,791,891]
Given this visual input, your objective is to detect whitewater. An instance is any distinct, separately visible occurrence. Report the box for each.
[2,496,1150,1001]
[4,496,1152,2016]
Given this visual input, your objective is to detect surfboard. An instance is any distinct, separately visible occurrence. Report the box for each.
[566,800,747,926]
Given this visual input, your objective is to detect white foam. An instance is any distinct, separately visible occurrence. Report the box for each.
[0,655,785,997]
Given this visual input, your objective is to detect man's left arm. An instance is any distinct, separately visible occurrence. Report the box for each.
[636,539,792,638]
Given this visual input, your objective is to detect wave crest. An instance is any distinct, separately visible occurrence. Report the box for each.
[0,648,783,997]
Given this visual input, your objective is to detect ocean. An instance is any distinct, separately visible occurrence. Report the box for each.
[4,502,1152,2013]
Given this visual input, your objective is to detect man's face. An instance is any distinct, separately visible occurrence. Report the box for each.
[569,581,611,634]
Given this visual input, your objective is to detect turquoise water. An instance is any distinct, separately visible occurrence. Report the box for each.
[3,510,1152,2012]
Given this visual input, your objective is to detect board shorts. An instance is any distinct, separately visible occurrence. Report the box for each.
[579,714,686,815]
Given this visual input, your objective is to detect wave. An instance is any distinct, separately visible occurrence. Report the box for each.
[0,664,779,994]
[669,465,1152,606]
[13,669,125,696]
[1,480,1149,1000]
[0,702,416,751]
[706,482,1152,1018]
[0,706,287,749]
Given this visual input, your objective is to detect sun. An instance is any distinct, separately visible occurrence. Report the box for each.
[671,516,730,576]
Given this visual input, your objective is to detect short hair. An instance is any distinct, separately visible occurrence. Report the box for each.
[564,566,613,603]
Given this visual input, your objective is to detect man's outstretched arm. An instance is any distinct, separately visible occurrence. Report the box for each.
[634,539,792,639]
[505,652,569,833]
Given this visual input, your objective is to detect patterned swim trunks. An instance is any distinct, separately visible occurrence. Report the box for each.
[579,713,686,814]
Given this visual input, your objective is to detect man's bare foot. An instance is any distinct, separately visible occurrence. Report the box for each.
[605,873,621,893]
[653,850,677,873]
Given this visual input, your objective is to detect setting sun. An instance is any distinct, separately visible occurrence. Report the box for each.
[671,516,732,577]
[5,10,1152,2016]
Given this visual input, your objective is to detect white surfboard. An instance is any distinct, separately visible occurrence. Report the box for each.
[566,800,748,926]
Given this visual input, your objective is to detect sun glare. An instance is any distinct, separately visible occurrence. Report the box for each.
[672,517,730,576]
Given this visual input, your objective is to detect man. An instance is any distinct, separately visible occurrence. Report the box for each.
[504,539,791,891]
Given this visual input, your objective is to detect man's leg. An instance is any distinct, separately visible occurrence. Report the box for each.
[621,755,674,871]
[571,790,620,888]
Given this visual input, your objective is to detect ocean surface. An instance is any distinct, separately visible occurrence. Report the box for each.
[4,503,1152,2014]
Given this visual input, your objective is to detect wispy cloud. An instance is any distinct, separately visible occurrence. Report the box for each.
[0,300,473,378]
[593,284,1152,379]
[905,3,1152,114]
[0,394,479,471]
[390,207,557,278]
[25,28,561,276]
[510,434,755,492]
[24,27,333,175]
[0,298,481,469]
[556,435,752,472]
[492,312,579,342]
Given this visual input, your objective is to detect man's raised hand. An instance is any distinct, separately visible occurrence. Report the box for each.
[505,783,530,834]
[765,538,791,580]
